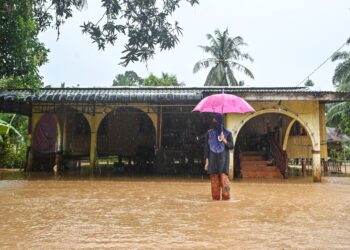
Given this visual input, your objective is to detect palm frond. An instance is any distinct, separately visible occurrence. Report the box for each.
[332,60,350,85]
[196,29,254,86]
[332,51,350,61]
[227,61,254,79]
[198,45,216,56]
[206,34,219,49]
[74,0,88,11]
[238,52,254,62]
[232,36,245,46]
[226,67,238,86]
[326,102,350,123]
[193,58,217,73]
[204,67,218,86]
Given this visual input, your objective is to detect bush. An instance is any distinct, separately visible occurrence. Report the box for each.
[0,135,26,168]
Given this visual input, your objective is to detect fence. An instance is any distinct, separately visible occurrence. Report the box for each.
[288,158,350,177]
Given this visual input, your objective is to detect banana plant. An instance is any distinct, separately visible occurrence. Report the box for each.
[0,115,23,138]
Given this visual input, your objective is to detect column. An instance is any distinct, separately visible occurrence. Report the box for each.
[312,150,322,182]
[225,113,236,180]
[90,129,97,170]
[84,112,105,172]
[229,151,234,180]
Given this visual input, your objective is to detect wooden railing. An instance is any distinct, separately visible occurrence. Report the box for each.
[323,160,343,174]
[267,135,288,178]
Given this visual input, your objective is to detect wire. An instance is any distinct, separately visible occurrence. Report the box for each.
[296,41,349,87]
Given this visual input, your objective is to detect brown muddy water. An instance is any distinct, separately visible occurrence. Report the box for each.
[1,170,350,249]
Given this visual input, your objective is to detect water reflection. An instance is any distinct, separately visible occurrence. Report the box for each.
[0,170,350,249]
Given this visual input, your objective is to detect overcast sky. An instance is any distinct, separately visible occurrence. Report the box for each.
[38,0,350,90]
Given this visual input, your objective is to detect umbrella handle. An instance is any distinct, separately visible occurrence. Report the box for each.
[218,134,223,142]
[218,125,224,142]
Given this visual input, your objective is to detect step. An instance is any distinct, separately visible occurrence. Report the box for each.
[241,161,272,167]
[240,155,266,161]
[240,151,265,156]
[241,171,283,178]
[241,165,280,172]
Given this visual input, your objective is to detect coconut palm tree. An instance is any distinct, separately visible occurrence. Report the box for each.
[193,29,254,86]
[332,38,350,87]
[327,37,350,133]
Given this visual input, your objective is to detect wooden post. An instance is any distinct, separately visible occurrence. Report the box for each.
[312,150,322,182]
[301,158,306,176]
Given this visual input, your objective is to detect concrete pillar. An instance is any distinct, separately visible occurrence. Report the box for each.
[229,149,234,180]
[319,104,328,160]
[26,113,43,171]
[225,114,239,180]
[90,129,97,170]
[84,113,105,171]
[312,150,322,182]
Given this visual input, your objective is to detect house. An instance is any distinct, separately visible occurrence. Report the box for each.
[1,86,350,182]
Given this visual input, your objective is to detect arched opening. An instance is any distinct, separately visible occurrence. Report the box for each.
[56,107,91,169]
[153,107,211,175]
[285,120,313,176]
[32,113,60,170]
[97,107,156,173]
[234,112,313,178]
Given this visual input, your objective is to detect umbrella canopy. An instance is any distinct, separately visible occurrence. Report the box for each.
[192,93,255,114]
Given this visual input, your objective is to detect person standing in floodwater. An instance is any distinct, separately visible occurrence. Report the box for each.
[204,114,234,200]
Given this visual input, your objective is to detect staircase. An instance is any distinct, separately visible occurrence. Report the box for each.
[240,151,283,178]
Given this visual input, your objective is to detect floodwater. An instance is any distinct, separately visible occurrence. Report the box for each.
[1,170,350,249]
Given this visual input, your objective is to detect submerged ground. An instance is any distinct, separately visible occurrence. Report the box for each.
[0,170,349,249]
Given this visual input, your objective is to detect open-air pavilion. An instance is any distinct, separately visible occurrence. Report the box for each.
[1,86,350,182]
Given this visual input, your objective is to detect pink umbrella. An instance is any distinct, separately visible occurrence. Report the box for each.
[192,93,255,114]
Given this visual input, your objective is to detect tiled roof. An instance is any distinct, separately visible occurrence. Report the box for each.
[1,86,350,115]
[327,127,350,143]
[1,86,349,102]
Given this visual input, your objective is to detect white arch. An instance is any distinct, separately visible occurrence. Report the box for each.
[235,108,317,149]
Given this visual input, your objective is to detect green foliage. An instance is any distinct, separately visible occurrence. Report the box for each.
[0,0,49,89]
[304,79,314,87]
[113,71,143,86]
[193,29,254,86]
[238,80,245,86]
[0,114,27,168]
[327,38,350,138]
[332,38,350,87]
[0,137,26,168]
[112,71,182,86]
[328,147,342,160]
[34,0,199,66]
[143,73,181,86]
[328,142,350,161]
